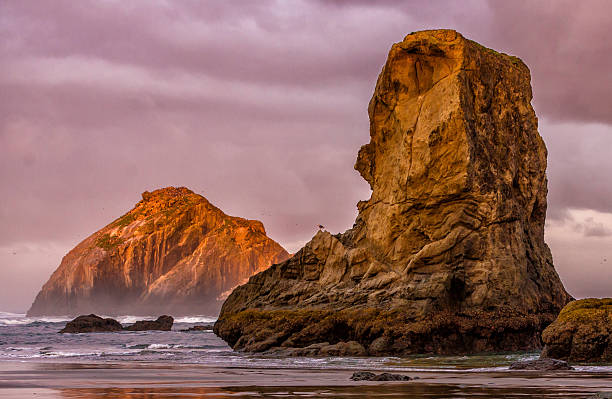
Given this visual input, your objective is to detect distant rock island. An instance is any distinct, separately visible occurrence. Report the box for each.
[214,29,572,356]
[27,187,289,316]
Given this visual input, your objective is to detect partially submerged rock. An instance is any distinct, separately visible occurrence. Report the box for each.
[59,314,123,333]
[541,298,612,363]
[60,314,174,333]
[350,372,411,381]
[509,358,574,371]
[125,315,173,331]
[214,29,571,356]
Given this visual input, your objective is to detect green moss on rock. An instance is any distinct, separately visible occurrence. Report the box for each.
[112,213,136,228]
[542,298,612,363]
[95,233,124,251]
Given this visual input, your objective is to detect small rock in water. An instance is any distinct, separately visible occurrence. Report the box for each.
[350,371,411,381]
[60,314,174,333]
[59,314,123,333]
[350,372,376,381]
[509,358,574,370]
[125,315,174,331]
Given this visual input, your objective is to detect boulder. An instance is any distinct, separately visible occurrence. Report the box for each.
[125,315,174,331]
[59,314,123,333]
[350,372,411,381]
[214,29,571,356]
[541,298,612,363]
[509,358,574,370]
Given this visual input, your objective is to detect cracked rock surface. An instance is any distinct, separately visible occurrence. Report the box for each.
[214,30,571,356]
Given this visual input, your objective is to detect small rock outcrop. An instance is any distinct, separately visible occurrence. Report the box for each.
[60,314,174,333]
[350,372,411,381]
[214,30,571,355]
[27,187,289,317]
[509,358,574,371]
[541,298,612,363]
[125,315,173,331]
[59,314,123,333]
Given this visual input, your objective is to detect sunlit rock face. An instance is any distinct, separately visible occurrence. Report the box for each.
[214,30,572,356]
[27,187,289,316]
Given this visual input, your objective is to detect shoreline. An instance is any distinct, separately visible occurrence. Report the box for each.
[1,360,611,398]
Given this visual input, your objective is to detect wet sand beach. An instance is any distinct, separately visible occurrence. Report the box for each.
[1,361,611,399]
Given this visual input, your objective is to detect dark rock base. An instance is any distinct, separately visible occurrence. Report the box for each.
[213,307,558,356]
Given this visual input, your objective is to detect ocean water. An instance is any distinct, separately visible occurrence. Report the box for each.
[1,310,611,373]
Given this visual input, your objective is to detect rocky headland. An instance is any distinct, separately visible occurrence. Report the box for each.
[28,187,289,317]
[541,298,612,363]
[214,29,571,356]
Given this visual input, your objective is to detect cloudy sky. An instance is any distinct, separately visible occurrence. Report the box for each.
[1,0,611,313]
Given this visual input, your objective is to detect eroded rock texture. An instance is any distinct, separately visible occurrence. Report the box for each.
[214,30,571,355]
[28,187,289,316]
[541,298,612,362]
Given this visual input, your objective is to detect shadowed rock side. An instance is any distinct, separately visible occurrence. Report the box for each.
[214,30,571,356]
[59,314,174,333]
[541,298,612,363]
[27,187,290,316]
[59,314,123,333]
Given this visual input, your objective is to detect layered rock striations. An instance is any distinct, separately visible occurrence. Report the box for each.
[214,30,571,355]
[28,187,289,316]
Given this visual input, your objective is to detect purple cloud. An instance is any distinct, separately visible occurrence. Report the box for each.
[1,0,612,311]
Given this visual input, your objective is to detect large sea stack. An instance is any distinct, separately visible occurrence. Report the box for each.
[214,30,571,355]
[27,187,289,316]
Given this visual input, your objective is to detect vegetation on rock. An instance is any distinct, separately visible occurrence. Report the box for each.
[541,298,612,363]
[95,233,124,251]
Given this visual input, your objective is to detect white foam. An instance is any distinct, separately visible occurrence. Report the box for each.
[0,311,72,326]
[174,316,217,323]
[0,311,217,326]
[147,344,171,349]
[111,315,216,324]
[113,315,152,324]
